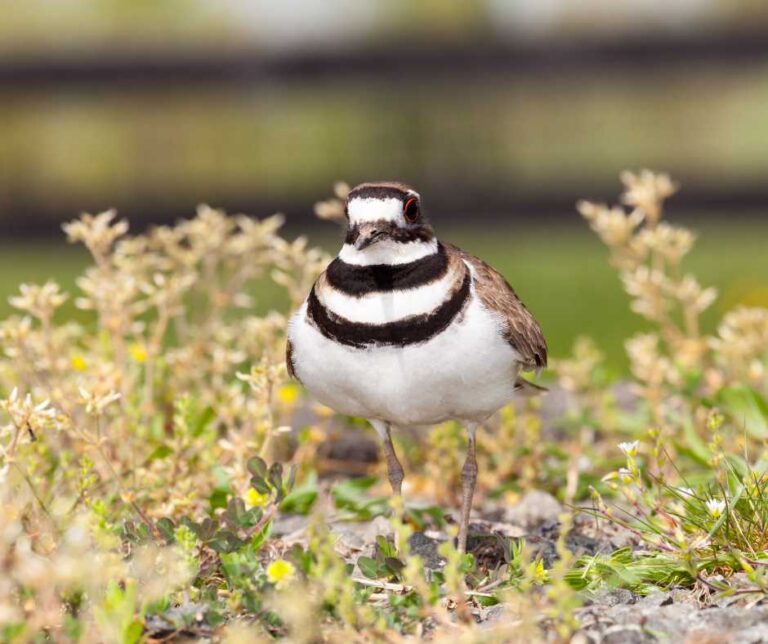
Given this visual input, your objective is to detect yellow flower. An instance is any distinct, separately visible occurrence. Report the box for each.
[277,383,300,405]
[266,559,295,586]
[71,355,88,372]
[503,490,521,506]
[244,488,269,508]
[300,426,325,445]
[129,343,147,363]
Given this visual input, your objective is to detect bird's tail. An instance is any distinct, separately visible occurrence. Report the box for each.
[514,376,548,397]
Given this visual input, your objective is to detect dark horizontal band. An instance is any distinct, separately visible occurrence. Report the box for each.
[326,243,447,296]
[308,271,471,349]
[348,185,412,201]
[344,220,434,246]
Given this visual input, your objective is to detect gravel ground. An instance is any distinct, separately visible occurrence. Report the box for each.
[270,487,768,643]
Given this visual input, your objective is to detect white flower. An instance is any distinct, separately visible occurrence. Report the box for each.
[620,169,678,223]
[78,387,121,416]
[706,498,726,519]
[62,209,128,257]
[618,441,640,457]
[8,281,68,319]
[0,387,59,431]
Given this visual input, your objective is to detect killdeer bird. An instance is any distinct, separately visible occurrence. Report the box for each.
[287,182,547,552]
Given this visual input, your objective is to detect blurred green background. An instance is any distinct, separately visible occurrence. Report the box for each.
[1,0,767,366]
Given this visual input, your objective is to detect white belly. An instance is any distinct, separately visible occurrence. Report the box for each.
[287,295,521,426]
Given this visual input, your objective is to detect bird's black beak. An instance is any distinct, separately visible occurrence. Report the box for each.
[353,223,390,250]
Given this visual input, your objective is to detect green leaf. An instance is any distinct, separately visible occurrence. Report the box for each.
[289,544,314,575]
[242,507,263,528]
[209,530,244,553]
[405,505,447,530]
[247,456,267,479]
[136,522,150,541]
[209,488,229,512]
[719,385,768,438]
[376,535,397,558]
[147,445,172,461]
[336,475,377,491]
[249,521,272,552]
[156,517,175,543]
[196,518,216,541]
[124,620,143,644]
[2,624,26,641]
[280,471,318,515]
[250,476,270,495]
[675,420,710,466]
[331,477,389,520]
[193,406,216,437]
[459,553,476,574]
[224,497,245,523]
[357,556,379,579]
[475,594,500,607]
[268,463,284,494]
[384,557,405,577]
[205,609,226,627]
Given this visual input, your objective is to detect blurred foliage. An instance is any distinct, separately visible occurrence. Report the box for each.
[0,0,234,54]
[3,0,768,54]
[3,71,768,215]
[3,1,768,225]
[2,220,766,369]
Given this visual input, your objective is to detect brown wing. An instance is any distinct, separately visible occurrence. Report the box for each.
[444,242,547,371]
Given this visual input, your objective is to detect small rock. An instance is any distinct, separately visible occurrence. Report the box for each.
[584,588,639,608]
[144,603,213,638]
[504,491,562,529]
[525,520,605,568]
[316,431,379,476]
[478,604,509,627]
[668,587,700,606]
[408,532,444,570]
[576,603,768,642]
[600,624,648,644]
[331,515,392,553]
[635,589,673,608]
[271,513,308,538]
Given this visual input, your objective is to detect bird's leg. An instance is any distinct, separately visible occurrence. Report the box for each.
[457,423,478,554]
[371,420,404,496]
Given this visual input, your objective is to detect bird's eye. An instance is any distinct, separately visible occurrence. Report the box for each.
[403,197,420,223]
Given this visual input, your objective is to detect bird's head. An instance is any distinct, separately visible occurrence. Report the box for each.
[343,182,434,258]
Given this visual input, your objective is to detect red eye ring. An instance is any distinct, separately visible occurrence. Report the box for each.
[403,197,420,223]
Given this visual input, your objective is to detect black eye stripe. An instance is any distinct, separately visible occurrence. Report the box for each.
[344,220,433,245]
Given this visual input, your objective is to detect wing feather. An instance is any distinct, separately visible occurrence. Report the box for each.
[444,242,547,371]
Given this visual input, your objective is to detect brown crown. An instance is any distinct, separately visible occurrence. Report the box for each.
[347,182,418,202]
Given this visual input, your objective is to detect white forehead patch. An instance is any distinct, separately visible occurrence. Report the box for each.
[347,197,404,224]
